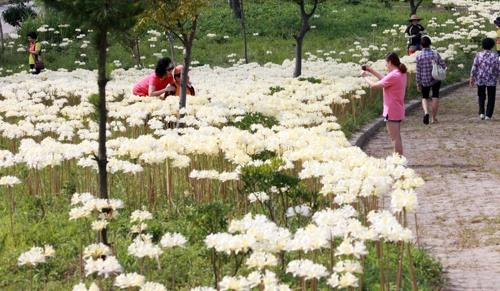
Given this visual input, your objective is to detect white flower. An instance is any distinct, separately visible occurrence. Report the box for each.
[0,175,21,186]
[130,209,153,223]
[336,239,367,258]
[286,259,328,280]
[128,235,163,259]
[114,272,145,289]
[328,272,359,288]
[333,260,363,274]
[72,282,100,291]
[219,275,252,291]
[286,204,311,218]
[390,188,418,212]
[85,255,122,278]
[43,245,55,257]
[245,252,277,270]
[91,219,109,231]
[160,232,187,248]
[18,246,49,267]
[83,243,112,260]
[248,191,269,203]
[140,282,167,291]
[190,287,217,291]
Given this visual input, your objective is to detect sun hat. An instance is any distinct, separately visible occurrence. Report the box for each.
[408,14,422,22]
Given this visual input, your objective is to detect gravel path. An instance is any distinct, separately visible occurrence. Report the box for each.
[363,85,500,291]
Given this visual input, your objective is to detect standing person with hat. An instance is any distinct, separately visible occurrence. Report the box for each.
[405,14,427,54]
[495,16,500,56]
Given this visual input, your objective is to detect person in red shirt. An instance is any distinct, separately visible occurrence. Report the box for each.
[133,58,175,97]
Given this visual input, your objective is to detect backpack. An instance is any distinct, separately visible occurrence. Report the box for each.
[431,50,446,81]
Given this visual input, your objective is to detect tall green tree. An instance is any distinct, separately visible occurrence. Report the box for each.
[292,0,322,77]
[42,0,144,244]
[147,0,209,126]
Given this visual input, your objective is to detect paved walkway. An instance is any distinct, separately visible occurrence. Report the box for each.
[363,85,500,290]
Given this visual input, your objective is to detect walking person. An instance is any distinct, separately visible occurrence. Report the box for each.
[469,38,500,120]
[416,36,446,124]
[27,31,42,74]
[405,14,427,54]
[362,53,408,156]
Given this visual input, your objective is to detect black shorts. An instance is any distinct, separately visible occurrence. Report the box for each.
[422,81,441,99]
[384,115,402,123]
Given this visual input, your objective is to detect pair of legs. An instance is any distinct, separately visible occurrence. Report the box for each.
[421,81,441,124]
[386,120,403,156]
[29,64,41,75]
[477,85,496,119]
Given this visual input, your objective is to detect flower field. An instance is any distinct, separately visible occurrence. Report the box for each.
[0,0,498,290]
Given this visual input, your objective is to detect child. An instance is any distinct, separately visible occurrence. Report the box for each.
[469,38,500,120]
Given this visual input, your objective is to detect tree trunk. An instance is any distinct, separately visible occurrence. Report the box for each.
[409,0,423,15]
[240,0,248,64]
[0,19,4,54]
[177,17,198,128]
[96,28,109,245]
[293,35,303,78]
[132,38,142,68]
[167,32,176,64]
[292,0,318,78]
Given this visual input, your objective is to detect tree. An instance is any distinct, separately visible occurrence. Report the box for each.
[0,16,4,55]
[292,0,321,77]
[42,0,144,245]
[2,0,36,27]
[116,26,145,69]
[409,0,423,15]
[229,0,248,64]
[146,0,209,127]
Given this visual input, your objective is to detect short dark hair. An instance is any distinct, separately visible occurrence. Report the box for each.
[482,38,495,50]
[27,31,38,40]
[421,36,431,48]
[155,57,173,77]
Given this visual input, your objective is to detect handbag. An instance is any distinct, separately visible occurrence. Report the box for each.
[431,50,446,81]
[34,54,45,71]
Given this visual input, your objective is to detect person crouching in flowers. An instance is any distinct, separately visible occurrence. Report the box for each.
[362,53,408,155]
[164,65,196,97]
[132,57,176,98]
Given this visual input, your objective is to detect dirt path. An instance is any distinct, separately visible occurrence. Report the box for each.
[363,85,500,291]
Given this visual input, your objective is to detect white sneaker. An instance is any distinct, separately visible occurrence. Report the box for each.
[485,116,491,120]
[480,114,485,120]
